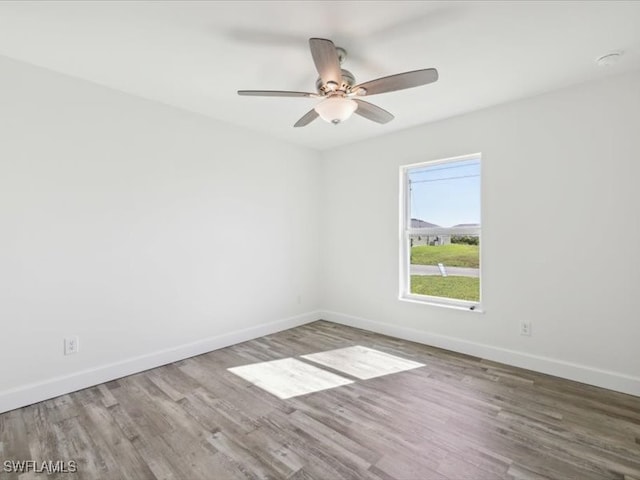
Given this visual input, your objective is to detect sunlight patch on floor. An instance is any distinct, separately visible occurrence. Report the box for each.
[302,345,424,380]
[228,357,353,399]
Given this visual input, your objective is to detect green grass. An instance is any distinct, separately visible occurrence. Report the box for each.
[411,244,479,268]
[411,275,479,302]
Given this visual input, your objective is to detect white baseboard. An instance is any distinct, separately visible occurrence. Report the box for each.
[321,310,640,397]
[3,309,637,414]
[0,311,321,414]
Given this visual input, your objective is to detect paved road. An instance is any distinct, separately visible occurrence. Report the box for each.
[410,265,479,277]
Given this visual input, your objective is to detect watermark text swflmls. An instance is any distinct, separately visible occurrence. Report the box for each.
[3,460,78,474]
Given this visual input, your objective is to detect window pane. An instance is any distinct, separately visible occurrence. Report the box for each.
[406,157,481,303]
[409,158,480,228]
[409,233,480,302]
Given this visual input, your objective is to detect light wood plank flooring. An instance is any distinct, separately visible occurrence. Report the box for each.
[1,321,639,479]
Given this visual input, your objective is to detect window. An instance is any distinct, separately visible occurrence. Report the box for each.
[400,154,481,310]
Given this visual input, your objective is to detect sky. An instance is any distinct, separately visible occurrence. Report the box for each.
[409,158,480,227]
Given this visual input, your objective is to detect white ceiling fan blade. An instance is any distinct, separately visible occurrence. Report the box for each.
[309,38,343,87]
[238,90,317,98]
[353,68,438,96]
[294,109,319,128]
[353,99,394,124]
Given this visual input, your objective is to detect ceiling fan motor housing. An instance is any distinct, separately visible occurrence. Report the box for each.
[316,69,356,95]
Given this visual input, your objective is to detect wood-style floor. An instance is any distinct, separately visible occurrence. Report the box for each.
[1,321,639,480]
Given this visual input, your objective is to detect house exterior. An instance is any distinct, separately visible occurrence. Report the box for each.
[409,219,450,246]
[409,220,480,247]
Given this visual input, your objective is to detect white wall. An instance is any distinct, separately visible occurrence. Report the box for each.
[0,56,321,411]
[320,71,640,395]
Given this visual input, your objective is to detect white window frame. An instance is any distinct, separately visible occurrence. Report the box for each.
[399,153,482,312]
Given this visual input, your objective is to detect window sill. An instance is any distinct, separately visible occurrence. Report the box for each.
[398,295,484,314]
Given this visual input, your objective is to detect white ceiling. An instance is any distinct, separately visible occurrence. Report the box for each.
[1,1,639,151]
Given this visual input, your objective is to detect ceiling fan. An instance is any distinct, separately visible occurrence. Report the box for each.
[238,38,438,127]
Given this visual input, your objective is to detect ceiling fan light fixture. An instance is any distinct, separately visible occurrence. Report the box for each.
[314,96,358,124]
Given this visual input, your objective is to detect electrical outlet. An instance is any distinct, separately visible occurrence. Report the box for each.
[520,321,532,336]
[64,336,80,355]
